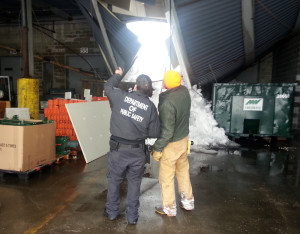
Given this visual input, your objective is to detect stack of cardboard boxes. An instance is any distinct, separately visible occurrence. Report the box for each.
[0,120,56,172]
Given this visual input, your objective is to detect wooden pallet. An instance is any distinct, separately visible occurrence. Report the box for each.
[56,154,70,163]
[0,161,55,181]
[56,148,80,163]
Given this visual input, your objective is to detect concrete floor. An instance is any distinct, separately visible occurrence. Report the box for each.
[0,139,299,234]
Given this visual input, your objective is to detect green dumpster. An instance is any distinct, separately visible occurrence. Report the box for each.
[212,83,296,138]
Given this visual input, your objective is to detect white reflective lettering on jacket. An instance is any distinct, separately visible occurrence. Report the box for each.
[124,96,149,111]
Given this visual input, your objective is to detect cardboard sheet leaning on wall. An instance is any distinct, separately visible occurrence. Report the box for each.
[66,101,111,163]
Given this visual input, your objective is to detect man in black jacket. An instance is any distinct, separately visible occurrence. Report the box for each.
[104,67,160,225]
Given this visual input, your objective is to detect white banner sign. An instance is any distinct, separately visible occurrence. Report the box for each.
[243,98,263,111]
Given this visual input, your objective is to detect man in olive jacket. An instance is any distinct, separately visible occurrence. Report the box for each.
[152,70,194,216]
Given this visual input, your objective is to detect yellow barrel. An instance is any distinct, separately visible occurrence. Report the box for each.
[17,78,39,119]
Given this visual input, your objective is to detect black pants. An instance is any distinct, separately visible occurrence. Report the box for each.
[105,146,146,222]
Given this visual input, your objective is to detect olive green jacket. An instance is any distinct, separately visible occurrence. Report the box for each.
[153,85,191,152]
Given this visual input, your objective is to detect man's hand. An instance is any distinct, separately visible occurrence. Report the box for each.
[151,150,163,161]
[115,67,123,76]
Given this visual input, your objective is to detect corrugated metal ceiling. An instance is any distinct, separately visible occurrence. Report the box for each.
[173,0,300,88]
[0,0,299,87]
[75,0,141,74]
[174,0,244,87]
[255,0,300,57]
[0,0,83,23]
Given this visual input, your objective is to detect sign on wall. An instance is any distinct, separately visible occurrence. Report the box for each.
[243,98,263,111]
[80,47,88,53]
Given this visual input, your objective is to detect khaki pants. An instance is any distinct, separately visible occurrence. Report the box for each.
[159,136,194,211]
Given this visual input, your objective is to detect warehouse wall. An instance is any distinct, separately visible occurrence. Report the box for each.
[272,33,300,131]
[229,53,273,84]
[0,22,101,98]
[231,65,259,83]
[258,53,273,83]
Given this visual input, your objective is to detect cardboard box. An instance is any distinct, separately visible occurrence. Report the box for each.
[0,122,56,172]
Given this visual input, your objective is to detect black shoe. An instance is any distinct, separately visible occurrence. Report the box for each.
[103,209,118,221]
[127,219,138,225]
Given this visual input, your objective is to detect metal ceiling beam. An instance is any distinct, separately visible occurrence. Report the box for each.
[241,0,255,66]
[292,10,300,33]
[27,0,34,76]
[32,0,73,21]
[92,0,117,74]
[21,0,34,77]
[49,6,73,21]
[164,0,191,89]
[101,0,131,11]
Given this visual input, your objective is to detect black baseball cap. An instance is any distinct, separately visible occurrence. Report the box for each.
[136,74,154,97]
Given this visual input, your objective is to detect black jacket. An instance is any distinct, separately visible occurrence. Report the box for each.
[104,74,160,144]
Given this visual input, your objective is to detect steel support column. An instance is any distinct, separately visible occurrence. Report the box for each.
[92,0,117,74]
[164,0,191,89]
[241,0,255,66]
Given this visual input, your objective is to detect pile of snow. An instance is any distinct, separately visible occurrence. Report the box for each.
[188,85,231,151]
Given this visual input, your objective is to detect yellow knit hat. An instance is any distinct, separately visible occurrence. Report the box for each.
[163,70,182,89]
